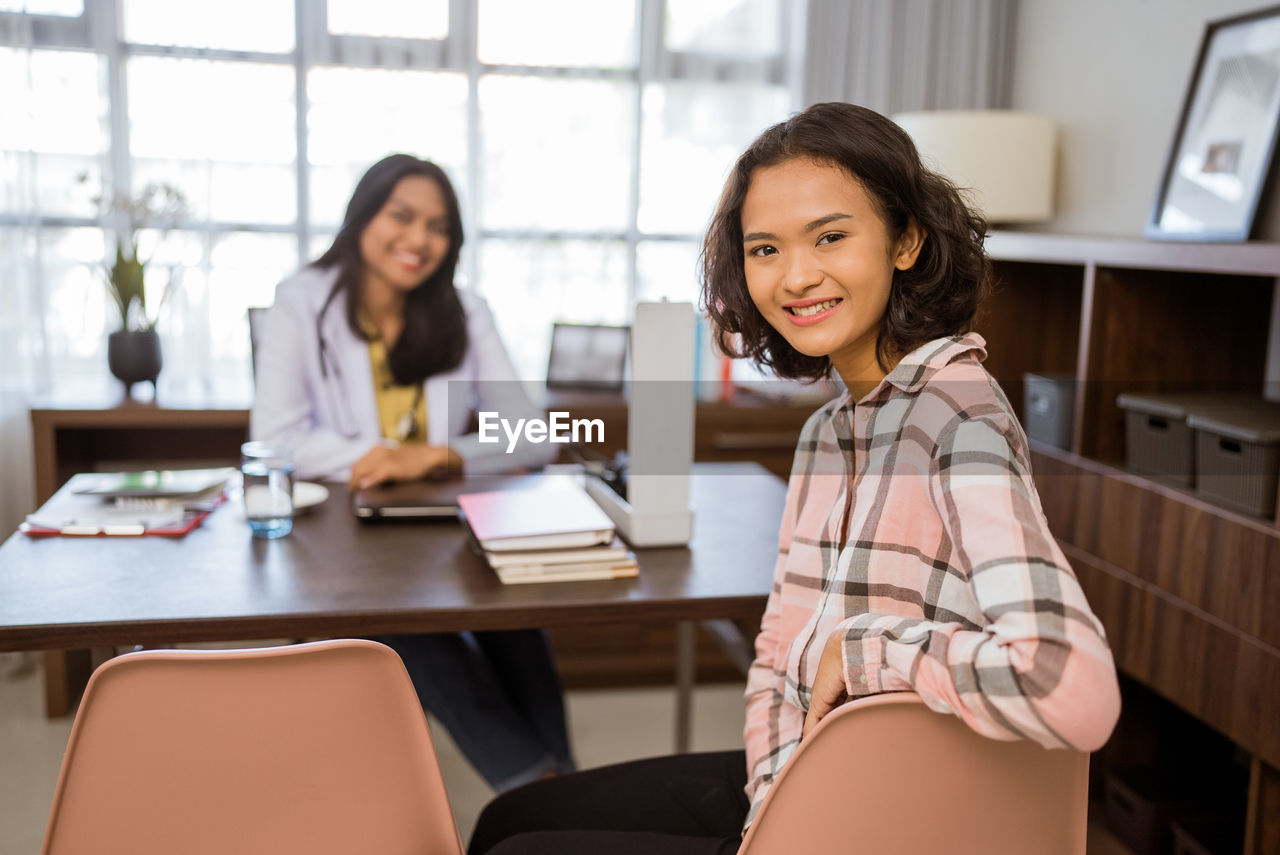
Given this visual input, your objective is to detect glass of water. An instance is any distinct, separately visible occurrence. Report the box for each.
[240,441,294,538]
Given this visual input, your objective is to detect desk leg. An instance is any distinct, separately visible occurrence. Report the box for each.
[1245,756,1280,854]
[43,649,91,718]
[675,621,695,754]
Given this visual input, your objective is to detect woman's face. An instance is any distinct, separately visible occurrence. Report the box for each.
[358,175,452,295]
[740,157,921,390]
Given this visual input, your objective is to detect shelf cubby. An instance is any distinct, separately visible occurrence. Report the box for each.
[1081,265,1273,464]
[979,258,1084,423]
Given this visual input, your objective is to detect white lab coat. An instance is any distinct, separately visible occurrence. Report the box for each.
[250,265,556,481]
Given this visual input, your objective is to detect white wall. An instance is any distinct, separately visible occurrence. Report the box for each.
[1010,0,1278,238]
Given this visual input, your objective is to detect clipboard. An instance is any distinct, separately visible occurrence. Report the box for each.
[22,473,229,538]
[20,504,219,538]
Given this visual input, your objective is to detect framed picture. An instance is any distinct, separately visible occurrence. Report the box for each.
[1147,4,1280,241]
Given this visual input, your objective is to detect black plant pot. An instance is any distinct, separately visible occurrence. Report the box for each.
[107,329,162,393]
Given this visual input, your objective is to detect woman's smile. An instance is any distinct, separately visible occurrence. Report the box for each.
[784,296,843,324]
[393,249,430,272]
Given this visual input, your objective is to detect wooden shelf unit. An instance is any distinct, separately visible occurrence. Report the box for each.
[981,232,1280,855]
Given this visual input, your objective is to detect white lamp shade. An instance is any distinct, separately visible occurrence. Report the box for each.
[892,110,1057,223]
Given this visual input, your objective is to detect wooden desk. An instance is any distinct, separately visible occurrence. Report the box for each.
[27,391,813,707]
[1,463,785,743]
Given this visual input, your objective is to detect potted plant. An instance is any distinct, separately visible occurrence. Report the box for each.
[88,179,188,393]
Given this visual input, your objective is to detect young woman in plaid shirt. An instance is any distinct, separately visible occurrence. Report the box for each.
[468,102,1121,855]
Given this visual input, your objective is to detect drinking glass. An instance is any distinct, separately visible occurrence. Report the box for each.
[240,440,294,538]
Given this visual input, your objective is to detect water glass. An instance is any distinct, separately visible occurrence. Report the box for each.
[241,441,294,538]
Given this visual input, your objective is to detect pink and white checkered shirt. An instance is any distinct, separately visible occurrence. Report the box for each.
[743,333,1120,826]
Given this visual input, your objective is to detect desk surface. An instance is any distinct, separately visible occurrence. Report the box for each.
[0,463,786,651]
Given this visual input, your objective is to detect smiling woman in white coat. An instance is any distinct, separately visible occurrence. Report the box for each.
[250,154,575,792]
[252,178,554,486]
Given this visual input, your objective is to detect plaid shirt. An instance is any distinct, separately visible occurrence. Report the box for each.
[743,334,1120,826]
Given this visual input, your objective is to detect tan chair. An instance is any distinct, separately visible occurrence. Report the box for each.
[42,640,463,855]
[739,692,1089,855]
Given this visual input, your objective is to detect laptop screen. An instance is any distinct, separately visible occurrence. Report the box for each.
[545,323,629,392]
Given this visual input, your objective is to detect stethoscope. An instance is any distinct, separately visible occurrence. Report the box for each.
[316,284,423,443]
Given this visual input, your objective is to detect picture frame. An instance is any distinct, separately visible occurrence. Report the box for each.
[1146,4,1280,241]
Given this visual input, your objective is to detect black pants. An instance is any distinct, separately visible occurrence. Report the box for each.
[468,750,749,855]
[371,630,575,791]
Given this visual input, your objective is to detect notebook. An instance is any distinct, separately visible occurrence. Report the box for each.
[492,557,639,585]
[457,484,615,551]
[482,535,631,568]
[351,473,548,520]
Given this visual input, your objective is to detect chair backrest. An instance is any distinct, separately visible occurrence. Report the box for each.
[42,640,463,855]
[739,692,1089,855]
[247,306,269,381]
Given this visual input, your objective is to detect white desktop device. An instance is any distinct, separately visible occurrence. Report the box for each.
[585,301,695,546]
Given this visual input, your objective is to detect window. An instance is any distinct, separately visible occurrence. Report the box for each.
[0,47,104,218]
[1,0,800,388]
[128,57,298,225]
[479,75,636,233]
[327,0,448,40]
[477,0,636,68]
[0,1,81,15]
[122,0,295,52]
[306,67,468,227]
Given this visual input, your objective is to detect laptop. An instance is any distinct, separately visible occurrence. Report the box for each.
[545,323,629,392]
[351,473,548,520]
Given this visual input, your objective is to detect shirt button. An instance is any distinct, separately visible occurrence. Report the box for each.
[858,673,867,684]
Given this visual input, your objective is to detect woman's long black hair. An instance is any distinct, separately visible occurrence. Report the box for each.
[314,154,467,386]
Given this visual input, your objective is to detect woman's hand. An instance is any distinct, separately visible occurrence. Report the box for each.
[348,443,463,490]
[801,629,850,740]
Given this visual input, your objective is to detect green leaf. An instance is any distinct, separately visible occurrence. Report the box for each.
[107,241,148,331]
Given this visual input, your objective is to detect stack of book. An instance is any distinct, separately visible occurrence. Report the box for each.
[457,484,638,584]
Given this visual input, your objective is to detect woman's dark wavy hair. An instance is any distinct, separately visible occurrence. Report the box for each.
[701,102,990,381]
[314,153,467,386]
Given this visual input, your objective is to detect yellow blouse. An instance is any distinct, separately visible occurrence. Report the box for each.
[362,315,427,444]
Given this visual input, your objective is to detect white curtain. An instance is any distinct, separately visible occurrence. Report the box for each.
[801,0,1016,112]
[0,13,43,674]
[1,15,42,537]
